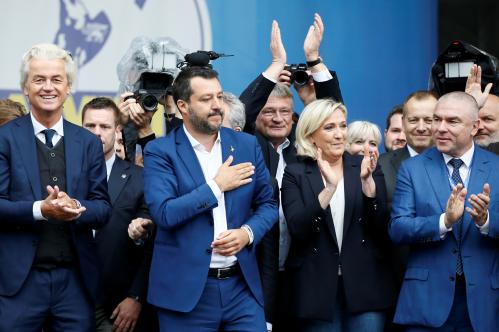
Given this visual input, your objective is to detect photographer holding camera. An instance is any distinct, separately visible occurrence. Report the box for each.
[116,37,186,163]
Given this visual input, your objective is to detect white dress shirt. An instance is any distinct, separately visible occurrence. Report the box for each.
[329,179,345,254]
[31,114,64,220]
[105,153,116,182]
[275,139,291,271]
[183,126,237,268]
[407,144,420,157]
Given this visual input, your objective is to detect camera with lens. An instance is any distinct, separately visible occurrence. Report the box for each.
[284,63,310,86]
[126,71,174,112]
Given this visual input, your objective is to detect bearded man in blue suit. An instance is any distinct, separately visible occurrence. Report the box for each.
[0,44,111,331]
[389,91,499,332]
[143,66,278,332]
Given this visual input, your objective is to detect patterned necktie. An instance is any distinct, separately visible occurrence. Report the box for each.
[448,158,464,275]
[42,129,56,149]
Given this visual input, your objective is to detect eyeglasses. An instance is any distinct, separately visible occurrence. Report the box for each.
[260,109,292,119]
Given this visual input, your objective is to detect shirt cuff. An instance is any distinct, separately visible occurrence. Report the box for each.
[439,213,452,238]
[476,210,489,235]
[207,179,222,199]
[311,70,333,82]
[33,200,47,221]
[266,322,272,331]
[241,224,254,245]
[262,72,277,83]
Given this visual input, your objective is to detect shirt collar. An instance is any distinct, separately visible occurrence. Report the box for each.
[406,144,419,157]
[276,138,290,152]
[442,143,475,168]
[30,112,64,137]
[183,125,221,151]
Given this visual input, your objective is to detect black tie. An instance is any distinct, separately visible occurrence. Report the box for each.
[448,158,464,275]
[43,129,56,149]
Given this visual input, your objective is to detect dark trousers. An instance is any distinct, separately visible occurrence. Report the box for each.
[156,274,266,332]
[0,267,94,332]
[406,275,473,331]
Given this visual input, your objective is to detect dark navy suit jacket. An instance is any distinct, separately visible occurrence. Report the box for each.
[143,126,278,312]
[96,157,151,311]
[0,115,111,301]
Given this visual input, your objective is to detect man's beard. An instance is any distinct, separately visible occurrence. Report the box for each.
[188,106,224,135]
[475,129,499,147]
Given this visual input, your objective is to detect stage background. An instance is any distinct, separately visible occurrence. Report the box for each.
[0,0,438,144]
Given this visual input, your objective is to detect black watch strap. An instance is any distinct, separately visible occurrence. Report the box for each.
[306,57,322,67]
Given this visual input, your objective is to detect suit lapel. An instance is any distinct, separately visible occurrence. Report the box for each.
[256,132,279,178]
[108,158,130,205]
[392,146,410,171]
[221,129,236,226]
[63,121,82,197]
[15,115,42,200]
[305,160,339,248]
[461,148,491,239]
[342,154,358,239]
[176,128,207,188]
[423,148,450,213]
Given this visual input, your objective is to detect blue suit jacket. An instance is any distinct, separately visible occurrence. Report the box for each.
[389,146,499,332]
[0,115,111,301]
[143,126,278,312]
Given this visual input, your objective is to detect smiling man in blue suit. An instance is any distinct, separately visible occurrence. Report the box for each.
[389,91,499,332]
[0,44,111,331]
[143,66,278,331]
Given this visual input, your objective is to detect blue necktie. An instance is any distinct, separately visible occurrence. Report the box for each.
[448,158,464,275]
[43,129,56,149]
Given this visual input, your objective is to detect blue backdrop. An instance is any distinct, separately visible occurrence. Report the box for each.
[207,0,438,132]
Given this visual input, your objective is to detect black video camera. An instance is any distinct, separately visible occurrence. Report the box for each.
[430,40,499,96]
[284,63,310,86]
[126,72,174,112]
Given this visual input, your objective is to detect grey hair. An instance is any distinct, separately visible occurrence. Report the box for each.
[295,99,347,159]
[269,83,294,112]
[346,121,382,146]
[222,91,246,130]
[20,43,76,90]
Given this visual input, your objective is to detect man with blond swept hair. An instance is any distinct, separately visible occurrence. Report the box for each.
[0,43,111,331]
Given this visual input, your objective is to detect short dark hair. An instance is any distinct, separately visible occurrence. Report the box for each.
[172,67,219,104]
[402,90,438,117]
[385,105,403,130]
[81,97,120,125]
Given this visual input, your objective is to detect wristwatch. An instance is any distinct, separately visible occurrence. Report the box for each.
[306,57,322,67]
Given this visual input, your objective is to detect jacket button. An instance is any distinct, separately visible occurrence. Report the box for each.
[315,227,320,233]
[361,239,366,244]
[317,216,322,220]
[206,248,212,254]
[449,276,455,282]
[358,217,362,222]
[312,248,318,254]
